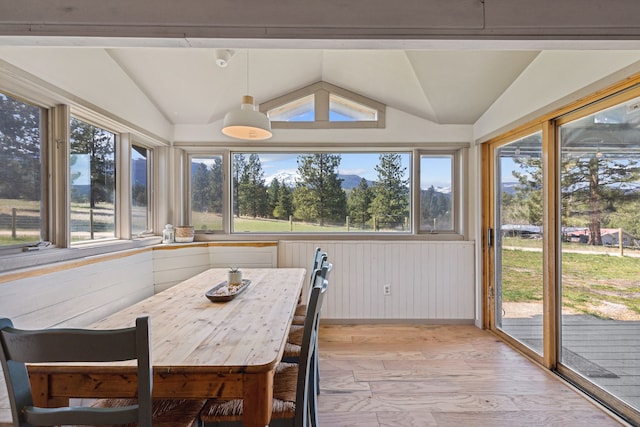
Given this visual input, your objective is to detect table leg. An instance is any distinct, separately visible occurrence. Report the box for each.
[29,373,69,408]
[242,369,275,427]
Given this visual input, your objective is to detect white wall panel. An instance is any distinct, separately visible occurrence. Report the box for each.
[152,245,210,292]
[0,251,154,328]
[279,240,475,321]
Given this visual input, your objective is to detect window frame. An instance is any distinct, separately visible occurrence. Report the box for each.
[182,146,467,240]
[260,81,386,129]
[0,90,49,253]
[415,148,465,236]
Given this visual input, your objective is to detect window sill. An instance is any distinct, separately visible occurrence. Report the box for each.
[0,237,161,274]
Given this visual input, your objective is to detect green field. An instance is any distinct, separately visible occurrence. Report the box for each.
[502,246,640,317]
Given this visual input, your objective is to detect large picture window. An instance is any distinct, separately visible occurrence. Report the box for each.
[70,117,116,242]
[231,152,410,233]
[0,92,44,248]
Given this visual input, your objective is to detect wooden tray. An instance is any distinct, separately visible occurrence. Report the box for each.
[205,279,251,302]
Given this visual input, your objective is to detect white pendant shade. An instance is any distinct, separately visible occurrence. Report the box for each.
[222,95,272,140]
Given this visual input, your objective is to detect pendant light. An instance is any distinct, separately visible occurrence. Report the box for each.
[222,50,272,140]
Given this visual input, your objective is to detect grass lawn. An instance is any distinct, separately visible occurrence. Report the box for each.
[502,247,640,317]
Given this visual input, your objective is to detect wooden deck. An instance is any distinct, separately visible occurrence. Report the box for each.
[501,313,640,413]
[317,324,628,426]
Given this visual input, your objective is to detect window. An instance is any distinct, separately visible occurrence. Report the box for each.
[0,92,44,248]
[191,155,224,232]
[230,152,410,233]
[69,117,116,243]
[419,154,454,232]
[261,81,385,129]
[131,144,150,235]
[558,95,640,412]
[329,93,378,122]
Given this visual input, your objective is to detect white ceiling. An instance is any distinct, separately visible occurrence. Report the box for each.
[0,46,540,126]
[102,47,540,126]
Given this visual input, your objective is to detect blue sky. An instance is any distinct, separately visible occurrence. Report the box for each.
[193,152,453,190]
[258,153,453,189]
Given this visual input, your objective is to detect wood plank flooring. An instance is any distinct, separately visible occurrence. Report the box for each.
[317,324,628,427]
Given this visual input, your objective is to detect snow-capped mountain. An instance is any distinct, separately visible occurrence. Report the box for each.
[265,171,300,187]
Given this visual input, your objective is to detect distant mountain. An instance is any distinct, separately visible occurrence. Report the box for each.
[502,182,519,195]
[265,172,376,190]
[266,171,299,187]
[339,174,375,190]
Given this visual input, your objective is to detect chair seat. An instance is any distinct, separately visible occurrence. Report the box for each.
[200,363,298,423]
[294,303,307,317]
[288,324,304,346]
[89,398,206,427]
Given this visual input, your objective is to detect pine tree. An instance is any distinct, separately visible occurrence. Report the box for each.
[348,178,372,229]
[562,155,640,245]
[69,117,115,208]
[369,153,409,230]
[191,162,212,212]
[237,154,267,218]
[273,183,294,220]
[293,153,347,226]
[0,93,41,201]
[232,154,247,217]
[267,178,281,219]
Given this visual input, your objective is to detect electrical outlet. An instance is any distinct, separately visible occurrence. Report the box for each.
[383,284,391,295]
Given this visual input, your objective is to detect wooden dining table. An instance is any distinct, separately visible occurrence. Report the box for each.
[27,267,306,427]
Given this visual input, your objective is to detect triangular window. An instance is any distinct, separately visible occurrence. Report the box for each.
[329,93,378,122]
[261,81,385,129]
[268,94,315,122]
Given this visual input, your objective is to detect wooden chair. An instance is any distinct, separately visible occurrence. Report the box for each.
[199,268,328,427]
[284,259,332,421]
[0,316,153,427]
[292,248,328,326]
[89,398,205,427]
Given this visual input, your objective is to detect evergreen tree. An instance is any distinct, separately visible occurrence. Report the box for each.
[191,162,212,212]
[267,178,281,218]
[237,153,267,218]
[273,183,294,220]
[232,154,247,217]
[562,155,639,245]
[0,93,41,201]
[293,153,347,226]
[208,157,223,214]
[69,117,115,208]
[369,153,409,229]
[421,185,452,230]
[510,156,543,226]
[348,178,372,228]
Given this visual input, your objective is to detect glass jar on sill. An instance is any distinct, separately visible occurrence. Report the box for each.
[162,224,175,244]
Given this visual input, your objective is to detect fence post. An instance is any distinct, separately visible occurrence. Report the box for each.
[90,209,95,240]
[619,228,624,257]
[11,208,17,239]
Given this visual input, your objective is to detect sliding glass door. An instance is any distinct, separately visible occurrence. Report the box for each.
[484,87,640,422]
[492,131,545,356]
[558,95,640,415]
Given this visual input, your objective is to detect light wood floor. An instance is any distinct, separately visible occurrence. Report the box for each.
[317,324,627,427]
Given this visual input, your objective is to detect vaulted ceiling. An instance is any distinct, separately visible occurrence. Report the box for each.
[1,46,540,126]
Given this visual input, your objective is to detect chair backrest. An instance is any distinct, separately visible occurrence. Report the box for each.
[0,316,153,427]
[311,247,327,273]
[294,268,328,427]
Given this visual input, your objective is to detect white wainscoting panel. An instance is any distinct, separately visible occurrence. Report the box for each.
[152,243,278,293]
[278,241,475,321]
[152,245,211,292]
[208,243,277,269]
[0,251,154,328]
